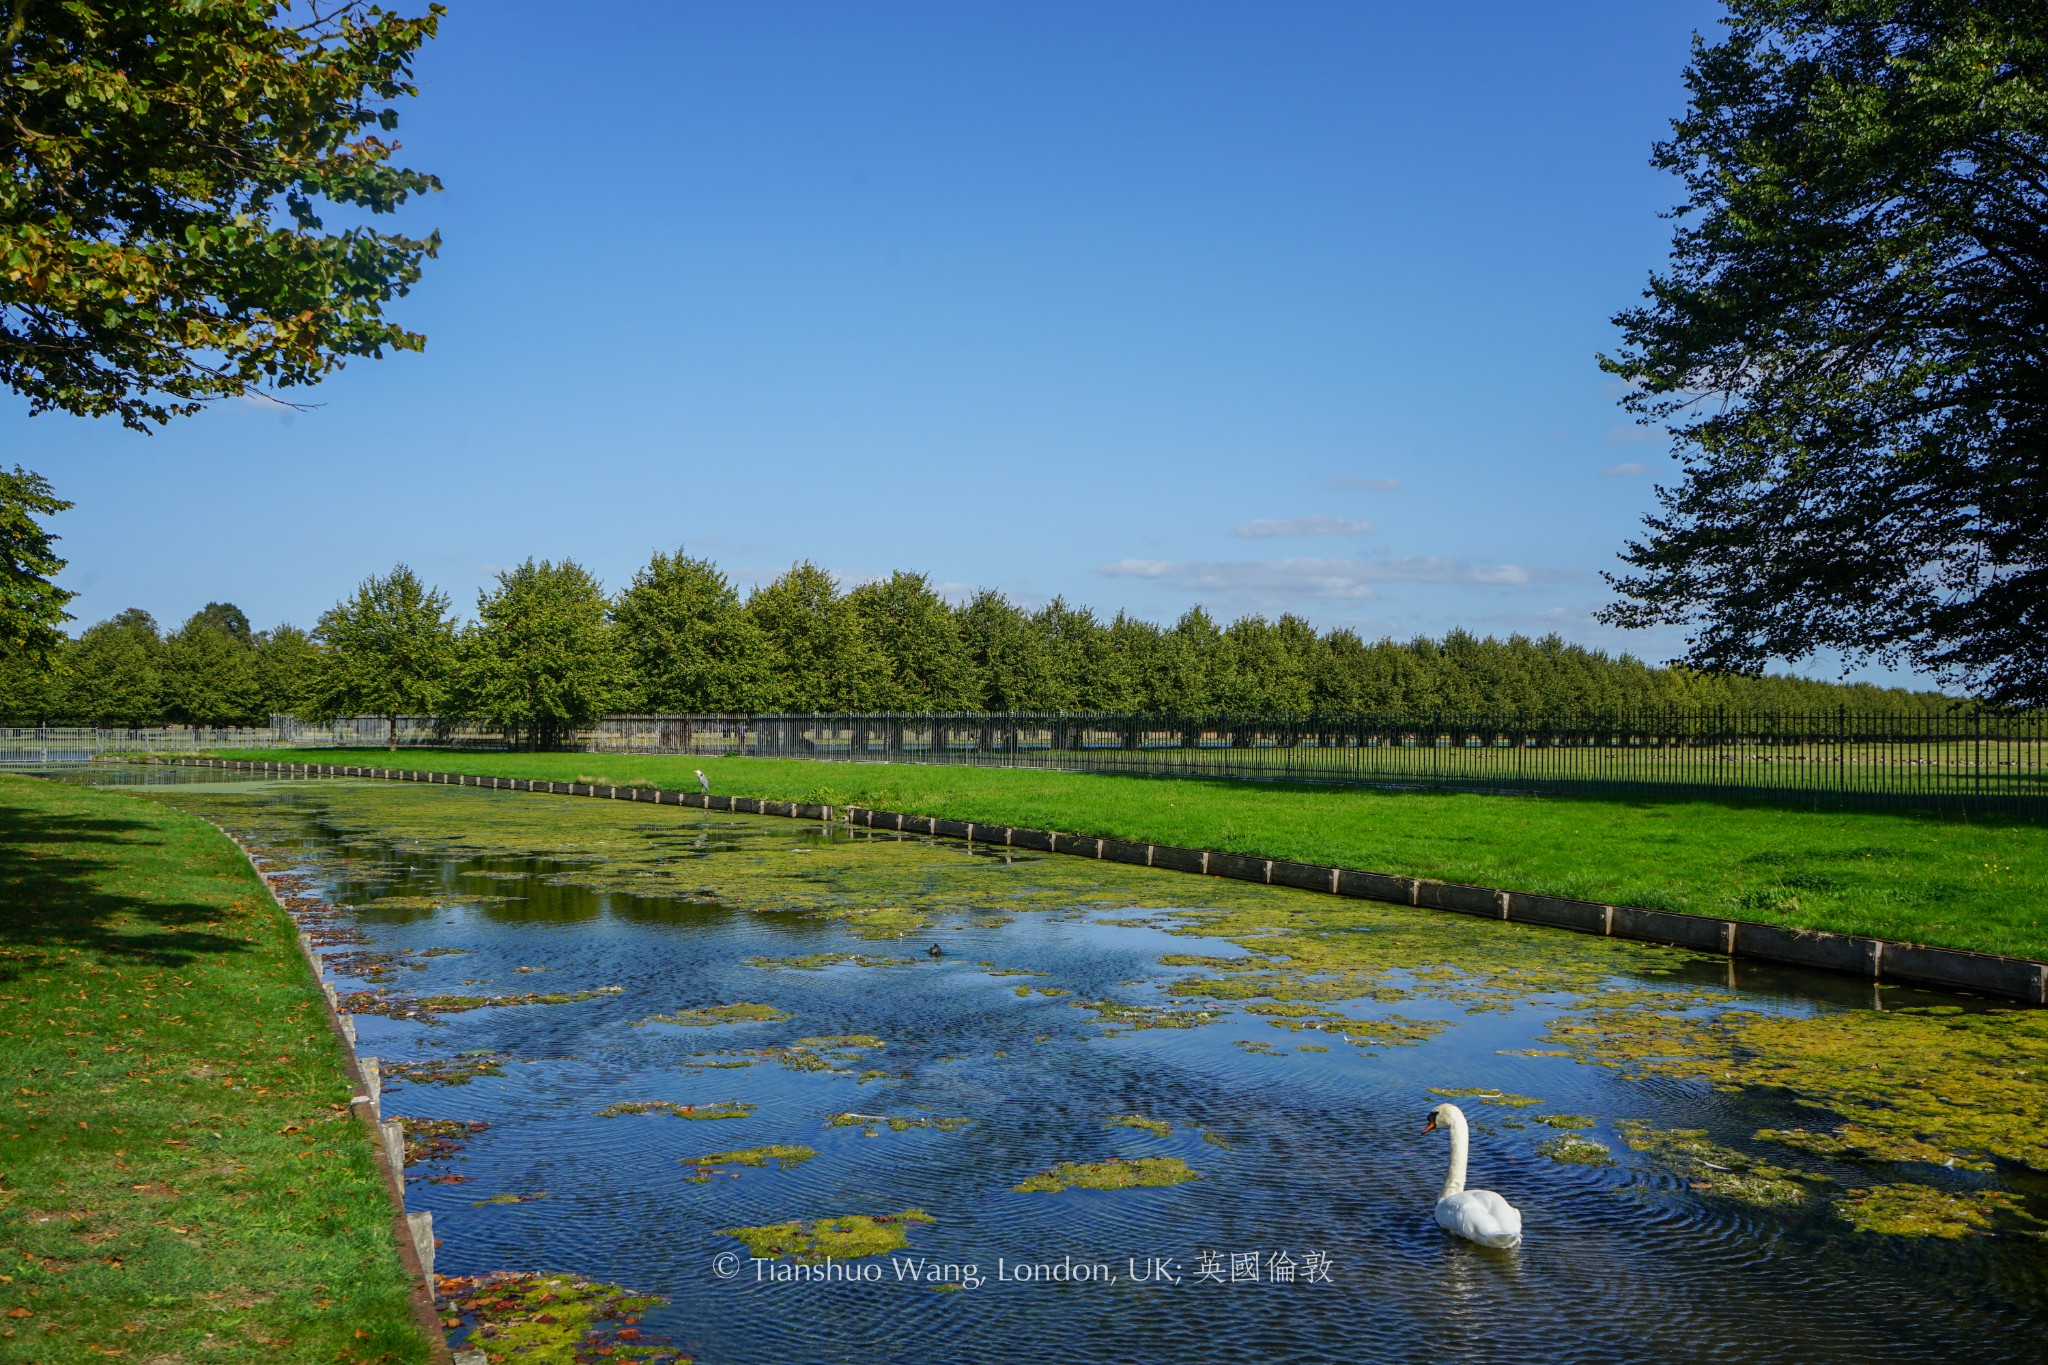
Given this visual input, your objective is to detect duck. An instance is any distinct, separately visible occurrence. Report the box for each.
[927,943,944,958]
[1422,1102,1523,1249]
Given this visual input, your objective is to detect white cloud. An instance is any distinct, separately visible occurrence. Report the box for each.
[1233,515,1376,539]
[1324,476,1401,491]
[1097,555,1571,600]
[1605,423,1658,445]
[1601,461,1649,477]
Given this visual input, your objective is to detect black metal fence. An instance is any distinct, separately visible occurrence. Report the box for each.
[8,710,2041,814]
[585,710,2048,814]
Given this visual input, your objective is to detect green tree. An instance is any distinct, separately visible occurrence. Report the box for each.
[253,623,321,720]
[162,608,263,725]
[847,572,975,710]
[310,564,456,749]
[1601,1,2048,705]
[0,466,72,662]
[611,549,770,713]
[745,563,884,712]
[1,0,444,429]
[955,590,1052,711]
[61,608,161,724]
[461,559,620,749]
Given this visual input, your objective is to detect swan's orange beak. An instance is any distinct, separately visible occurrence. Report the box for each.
[1421,1114,1438,1135]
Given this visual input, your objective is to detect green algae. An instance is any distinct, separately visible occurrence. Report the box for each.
[794,1034,885,1049]
[1832,1184,2044,1238]
[1538,1133,1614,1166]
[382,1052,507,1088]
[1537,1114,1596,1129]
[827,1111,971,1133]
[1013,1157,1200,1193]
[1106,1114,1172,1137]
[1615,1120,1823,1207]
[471,1191,549,1205]
[1546,998,2048,1174]
[636,1001,792,1028]
[596,1100,753,1120]
[437,1271,687,1364]
[342,985,622,1023]
[1428,1087,1543,1108]
[680,1145,817,1181]
[1077,998,1217,1030]
[720,1210,935,1263]
[1013,984,1070,998]
[746,953,917,971]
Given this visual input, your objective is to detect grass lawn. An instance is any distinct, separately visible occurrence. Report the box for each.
[216,748,2048,962]
[0,774,428,1363]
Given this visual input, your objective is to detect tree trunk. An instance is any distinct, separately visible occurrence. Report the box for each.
[387,712,397,752]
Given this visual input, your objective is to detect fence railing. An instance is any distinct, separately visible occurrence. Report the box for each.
[5,710,2041,814]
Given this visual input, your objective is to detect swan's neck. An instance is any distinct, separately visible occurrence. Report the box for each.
[1440,1109,1469,1201]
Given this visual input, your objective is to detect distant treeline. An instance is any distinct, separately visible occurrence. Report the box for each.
[0,552,1959,735]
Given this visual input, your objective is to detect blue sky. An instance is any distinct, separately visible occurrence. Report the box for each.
[15,1,1896,678]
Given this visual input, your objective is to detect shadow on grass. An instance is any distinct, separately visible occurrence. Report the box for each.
[0,793,251,983]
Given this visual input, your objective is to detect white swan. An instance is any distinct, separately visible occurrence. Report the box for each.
[1423,1102,1523,1249]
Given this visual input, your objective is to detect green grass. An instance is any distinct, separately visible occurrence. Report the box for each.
[0,774,428,1364]
[215,748,2048,961]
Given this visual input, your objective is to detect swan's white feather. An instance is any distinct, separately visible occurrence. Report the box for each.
[1434,1188,1522,1249]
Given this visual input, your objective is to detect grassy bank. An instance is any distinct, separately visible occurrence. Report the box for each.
[215,749,2048,962]
[0,774,428,1363]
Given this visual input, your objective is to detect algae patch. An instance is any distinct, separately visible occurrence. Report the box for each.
[1013,1157,1200,1193]
[437,1271,687,1363]
[1538,1134,1614,1166]
[596,1100,753,1120]
[1105,1114,1172,1138]
[636,1001,792,1028]
[720,1210,935,1263]
[681,1145,817,1181]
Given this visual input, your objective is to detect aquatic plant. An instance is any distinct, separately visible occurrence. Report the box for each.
[1428,1088,1542,1108]
[826,1112,971,1134]
[596,1100,753,1120]
[382,1052,507,1088]
[1614,1120,1823,1207]
[1832,1184,2043,1239]
[436,1271,688,1363]
[635,1001,792,1028]
[746,953,916,971]
[1013,1157,1200,1193]
[1538,1134,1614,1166]
[1105,1115,1172,1138]
[395,1117,488,1165]
[471,1191,549,1206]
[342,986,622,1022]
[680,1145,817,1181]
[719,1210,935,1263]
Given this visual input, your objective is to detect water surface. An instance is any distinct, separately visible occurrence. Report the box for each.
[46,765,2048,1364]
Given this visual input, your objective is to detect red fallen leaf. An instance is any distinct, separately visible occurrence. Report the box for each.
[6,1308,30,1319]
[617,1328,641,1340]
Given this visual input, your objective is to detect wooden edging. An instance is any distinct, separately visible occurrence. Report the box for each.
[223,826,455,1365]
[167,757,2048,1007]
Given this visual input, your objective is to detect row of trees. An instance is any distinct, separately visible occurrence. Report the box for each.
[0,551,1957,742]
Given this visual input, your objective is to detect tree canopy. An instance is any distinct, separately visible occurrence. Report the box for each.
[0,465,71,661]
[0,548,1967,731]
[1601,0,2048,706]
[309,564,454,747]
[459,559,621,749]
[1,0,444,428]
